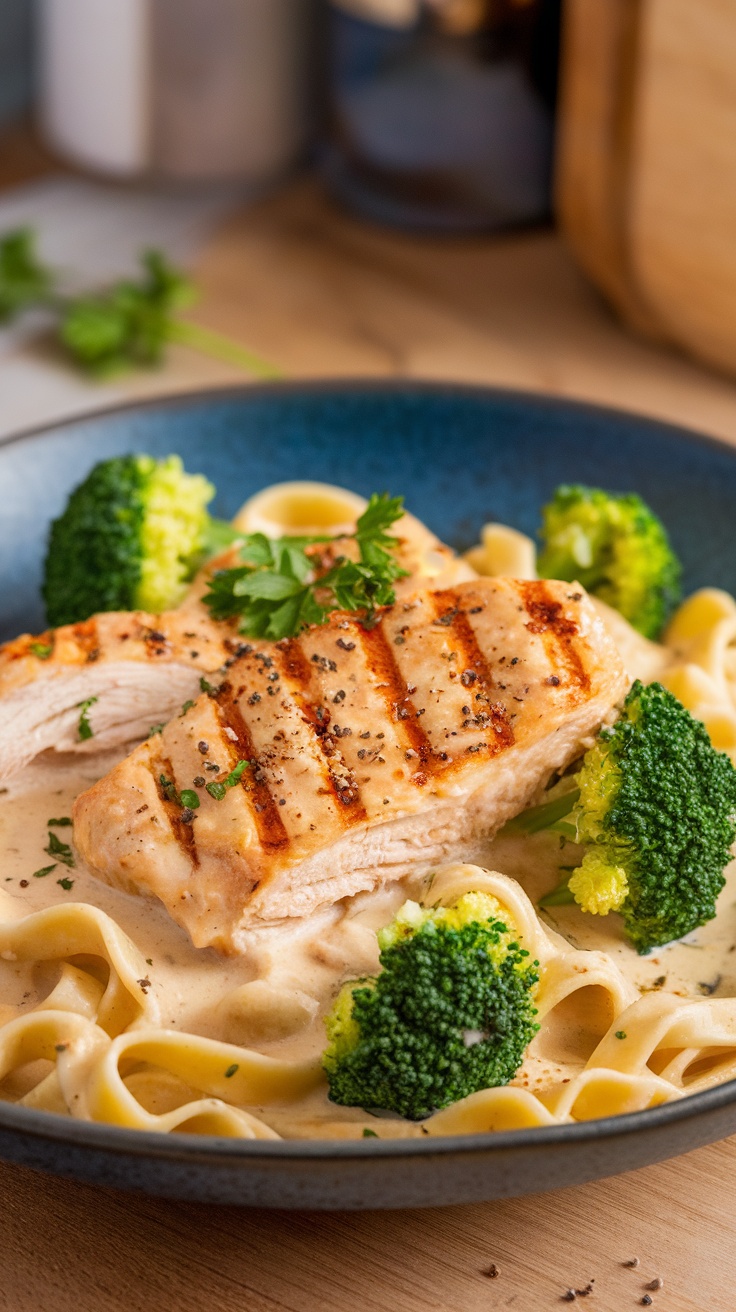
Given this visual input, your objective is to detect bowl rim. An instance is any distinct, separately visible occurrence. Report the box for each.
[2,376,736,1166]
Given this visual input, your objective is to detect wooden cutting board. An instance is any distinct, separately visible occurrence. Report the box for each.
[556,0,663,338]
[627,0,736,376]
[557,0,736,377]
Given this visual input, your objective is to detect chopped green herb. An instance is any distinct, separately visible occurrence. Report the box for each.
[0,228,53,322]
[180,700,195,717]
[149,724,165,737]
[179,789,201,810]
[204,493,408,640]
[146,958,153,966]
[362,1128,379,1138]
[33,864,57,879]
[57,877,74,891]
[45,831,75,868]
[29,642,53,660]
[47,817,72,827]
[159,774,180,805]
[77,696,98,741]
[224,1064,239,1079]
[206,759,250,802]
[199,676,217,695]
[615,1031,627,1040]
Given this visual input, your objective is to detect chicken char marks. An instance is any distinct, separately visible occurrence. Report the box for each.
[73,579,628,952]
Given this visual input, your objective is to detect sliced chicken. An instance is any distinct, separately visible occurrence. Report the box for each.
[73,579,628,952]
[1,511,473,781]
[0,607,236,781]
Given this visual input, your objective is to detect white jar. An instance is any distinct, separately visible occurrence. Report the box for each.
[38,0,313,182]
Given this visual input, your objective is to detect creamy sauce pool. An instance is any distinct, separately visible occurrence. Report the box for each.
[1,752,735,1138]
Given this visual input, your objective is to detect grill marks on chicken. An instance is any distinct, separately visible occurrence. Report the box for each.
[73,579,627,952]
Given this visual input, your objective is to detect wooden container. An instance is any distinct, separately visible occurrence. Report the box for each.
[556,0,736,376]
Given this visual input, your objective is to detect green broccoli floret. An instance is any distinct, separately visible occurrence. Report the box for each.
[537,484,681,638]
[516,681,736,953]
[42,454,234,626]
[322,892,539,1121]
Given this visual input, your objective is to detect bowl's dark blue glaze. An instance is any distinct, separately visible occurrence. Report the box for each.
[2,380,736,1208]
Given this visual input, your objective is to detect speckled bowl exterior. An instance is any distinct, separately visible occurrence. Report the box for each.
[2,380,736,1208]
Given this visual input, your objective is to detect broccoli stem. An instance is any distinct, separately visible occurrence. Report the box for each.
[167,318,283,381]
[538,873,576,907]
[501,788,579,836]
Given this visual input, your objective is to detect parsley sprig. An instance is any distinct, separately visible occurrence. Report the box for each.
[204,493,407,640]
[0,229,281,380]
[0,228,52,322]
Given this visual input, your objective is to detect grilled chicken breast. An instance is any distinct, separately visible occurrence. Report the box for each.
[0,512,473,781]
[74,579,627,952]
[0,606,234,781]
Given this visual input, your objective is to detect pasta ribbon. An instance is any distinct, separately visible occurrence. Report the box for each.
[662,589,736,759]
[0,903,159,1035]
[85,1028,324,1135]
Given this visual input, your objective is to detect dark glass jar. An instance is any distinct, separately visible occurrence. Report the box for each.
[321,0,560,233]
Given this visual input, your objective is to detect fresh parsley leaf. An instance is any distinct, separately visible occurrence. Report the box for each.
[149,724,165,737]
[203,493,407,640]
[224,1064,239,1078]
[57,248,282,381]
[179,789,201,809]
[200,676,217,695]
[206,759,250,801]
[362,1128,379,1138]
[180,700,196,717]
[57,877,74,892]
[45,831,75,868]
[159,774,180,805]
[77,696,98,741]
[29,641,53,660]
[59,250,195,377]
[47,817,72,827]
[33,864,57,879]
[0,228,53,322]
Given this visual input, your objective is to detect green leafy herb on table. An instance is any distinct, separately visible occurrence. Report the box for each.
[0,228,52,322]
[204,493,408,640]
[0,229,281,381]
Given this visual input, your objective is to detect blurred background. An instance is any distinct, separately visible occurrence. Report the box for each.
[2,0,736,440]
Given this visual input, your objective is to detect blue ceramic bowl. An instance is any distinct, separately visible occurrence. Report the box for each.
[2,380,736,1209]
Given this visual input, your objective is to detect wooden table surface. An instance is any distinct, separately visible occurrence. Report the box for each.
[3,124,736,1312]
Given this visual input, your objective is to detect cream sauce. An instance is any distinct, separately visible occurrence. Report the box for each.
[1,751,735,1138]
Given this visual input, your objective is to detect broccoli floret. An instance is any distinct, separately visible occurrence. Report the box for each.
[538,484,681,639]
[323,892,539,1121]
[525,682,736,953]
[42,454,226,626]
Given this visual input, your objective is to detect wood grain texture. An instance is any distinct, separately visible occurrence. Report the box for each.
[1,1138,735,1312]
[555,0,662,338]
[3,130,736,1311]
[628,0,736,376]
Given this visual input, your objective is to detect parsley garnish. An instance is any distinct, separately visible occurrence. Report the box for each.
[615,1031,627,1040]
[204,493,407,640]
[45,831,75,868]
[224,1064,239,1078]
[180,700,195,717]
[77,696,98,741]
[149,724,165,737]
[33,864,57,879]
[47,817,72,827]
[362,1128,379,1138]
[29,641,53,660]
[206,759,250,801]
[0,228,52,322]
[57,877,74,892]
[199,676,217,695]
[179,789,200,810]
